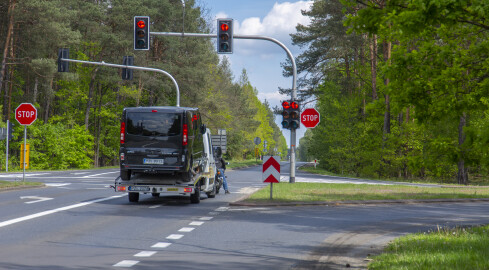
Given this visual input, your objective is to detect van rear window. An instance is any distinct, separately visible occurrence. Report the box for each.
[126,112,181,136]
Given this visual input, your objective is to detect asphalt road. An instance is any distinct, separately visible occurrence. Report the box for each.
[0,164,488,269]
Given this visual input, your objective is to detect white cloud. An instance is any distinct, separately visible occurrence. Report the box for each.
[214,11,229,21]
[258,91,288,105]
[234,1,312,55]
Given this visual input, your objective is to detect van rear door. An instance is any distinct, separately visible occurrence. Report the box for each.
[124,111,182,167]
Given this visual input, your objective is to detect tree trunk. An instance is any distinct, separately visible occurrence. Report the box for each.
[369,34,378,100]
[85,68,99,130]
[383,40,392,135]
[0,0,16,114]
[457,112,468,185]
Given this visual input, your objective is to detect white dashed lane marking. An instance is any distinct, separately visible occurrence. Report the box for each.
[134,251,157,257]
[189,221,204,226]
[178,227,195,232]
[113,260,139,267]
[151,242,172,248]
[166,234,184,240]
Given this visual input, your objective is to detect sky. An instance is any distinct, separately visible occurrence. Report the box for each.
[196,0,314,147]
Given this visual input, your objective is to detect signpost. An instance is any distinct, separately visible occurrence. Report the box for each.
[301,108,320,128]
[263,156,280,199]
[15,103,37,182]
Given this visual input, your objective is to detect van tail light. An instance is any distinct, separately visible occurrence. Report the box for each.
[120,122,126,144]
[182,124,188,146]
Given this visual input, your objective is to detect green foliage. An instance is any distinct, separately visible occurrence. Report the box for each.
[0,0,286,170]
[299,0,489,183]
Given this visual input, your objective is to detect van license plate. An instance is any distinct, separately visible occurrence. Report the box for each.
[167,188,178,191]
[143,158,164,165]
[129,186,150,192]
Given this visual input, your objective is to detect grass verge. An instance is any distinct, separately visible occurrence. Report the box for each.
[245,182,489,203]
[0,180,43,190]
[368,225,489,269]
[228,159,262,169]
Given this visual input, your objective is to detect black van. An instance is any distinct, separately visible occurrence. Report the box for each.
[119,106,205,182]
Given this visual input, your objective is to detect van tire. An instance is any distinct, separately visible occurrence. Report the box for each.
[190,184,201,204]
[121,169,131,180]
[128,192,139,202]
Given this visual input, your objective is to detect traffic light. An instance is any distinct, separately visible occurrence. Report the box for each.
[281,100,300,130]
[217,19,233,54]
[281,101,291,129]
[134,16,150,50]
[289,101,300,130]
[57,48,69,72]
[122,56,134,80]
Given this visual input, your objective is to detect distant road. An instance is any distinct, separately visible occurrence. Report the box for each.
[0,166,487,269]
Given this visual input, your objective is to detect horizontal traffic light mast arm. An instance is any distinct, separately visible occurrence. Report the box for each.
[59,58,180,107]
[151,31,298,183]
[151,32,297,99]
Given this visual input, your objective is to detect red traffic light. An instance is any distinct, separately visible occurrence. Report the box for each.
[282,101,290,109]
[220,23,229,31]
[137,20,146,29]
[290,101,299,109]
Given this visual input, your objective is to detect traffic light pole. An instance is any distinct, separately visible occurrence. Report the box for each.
[151,31,298,183]
[59,58,181,107]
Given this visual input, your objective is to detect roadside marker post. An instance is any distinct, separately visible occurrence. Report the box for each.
[263,156,280,199]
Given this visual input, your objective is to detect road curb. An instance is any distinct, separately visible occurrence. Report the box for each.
[0,184,46,193]
[230,198,489,207]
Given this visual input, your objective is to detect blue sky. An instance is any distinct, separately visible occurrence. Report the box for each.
[196,0,313,147]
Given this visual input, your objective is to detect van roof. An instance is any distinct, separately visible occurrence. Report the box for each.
[123,106,199,113]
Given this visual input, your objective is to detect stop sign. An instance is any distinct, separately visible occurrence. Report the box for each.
[301,108,320,128]
[15,103,37,125]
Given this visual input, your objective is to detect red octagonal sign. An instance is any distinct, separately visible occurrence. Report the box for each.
[15,103,37,126]
[301,108,320,128]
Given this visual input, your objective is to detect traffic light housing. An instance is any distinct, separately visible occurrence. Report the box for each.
[217,19,233,54]
[134,16,150,50]
[281,100,300,130]
[289,101,300,130]
[281,101,291,129]
[57,48,69,72]
[122,56,134,80]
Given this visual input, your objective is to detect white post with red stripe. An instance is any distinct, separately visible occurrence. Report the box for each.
[263,156,281,199]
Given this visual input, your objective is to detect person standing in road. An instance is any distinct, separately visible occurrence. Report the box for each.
[215,147,230,194]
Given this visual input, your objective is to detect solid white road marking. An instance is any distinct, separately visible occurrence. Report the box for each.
[178,227,195,232]
[189,221,204,226]
[45,183,71,187]
[82,171,119,178]
[216,207,229,211]
[0,195,126,229]
[166,234,184,240]
[113,260,139,267]
[20,196,53,204]
[134,251,157,257]
[151,242,172,248]
[149,205,163,209]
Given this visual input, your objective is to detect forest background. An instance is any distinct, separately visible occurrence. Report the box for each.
[0,0,288,171]
[296,0,489,185]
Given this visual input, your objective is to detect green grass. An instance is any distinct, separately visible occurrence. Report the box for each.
[369,225,489,270]
[0,180,43,190]
[245,182,489,203]
[301,166,489,186]
[228,159,262,169]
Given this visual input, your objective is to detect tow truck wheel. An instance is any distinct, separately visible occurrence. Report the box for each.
[206,184,216,198]
[128,192,139,202]
[190,185,201,204]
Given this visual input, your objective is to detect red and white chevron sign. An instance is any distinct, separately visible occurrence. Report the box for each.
[263,156,281,183]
